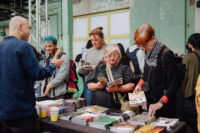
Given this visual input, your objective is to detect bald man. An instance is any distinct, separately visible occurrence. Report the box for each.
[0,16,64,133]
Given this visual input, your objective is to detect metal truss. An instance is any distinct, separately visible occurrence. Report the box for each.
[29,0,48,51]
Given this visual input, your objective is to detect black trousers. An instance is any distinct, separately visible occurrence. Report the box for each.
[184,96,198,133]
[0,115,40,133]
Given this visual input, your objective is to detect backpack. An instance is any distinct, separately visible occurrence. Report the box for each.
[160,46,186,84]
[57,52,79,94]
[126,47,141,75]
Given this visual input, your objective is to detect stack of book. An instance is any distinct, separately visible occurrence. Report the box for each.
[128,112,155,126]
[63,98,81,112]
[106,110,135,122]
[135,125,166,133]
[59,112,83,121]
[76,106,91,113]
[150,117,179,131]
[71,113,99,125]
[89,116,118,130]
[110,121,140,133]
[77,98,87,107]
[128,91,147,107]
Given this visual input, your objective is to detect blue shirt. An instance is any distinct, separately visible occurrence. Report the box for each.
[0,36,55,120]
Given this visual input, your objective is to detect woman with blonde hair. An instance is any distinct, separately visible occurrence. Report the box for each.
[86,44,136,109]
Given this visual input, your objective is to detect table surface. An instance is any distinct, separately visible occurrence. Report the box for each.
[40,118,188,133]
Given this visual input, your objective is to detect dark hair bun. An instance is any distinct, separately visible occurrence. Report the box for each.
[97,27,103,30]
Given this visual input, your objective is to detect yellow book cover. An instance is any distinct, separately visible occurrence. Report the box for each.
[135,125,166,133]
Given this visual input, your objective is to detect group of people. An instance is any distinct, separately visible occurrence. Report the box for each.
[0,16,200,133]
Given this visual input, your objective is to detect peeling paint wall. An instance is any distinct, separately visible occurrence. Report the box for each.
[186,0,195,42]
[73,0,130,16]
[130,0,193,54]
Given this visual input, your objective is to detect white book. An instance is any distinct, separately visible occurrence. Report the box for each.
[150,117,179,131]
[128,91,147,107]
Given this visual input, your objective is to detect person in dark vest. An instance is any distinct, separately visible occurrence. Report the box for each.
[133,24,184,119]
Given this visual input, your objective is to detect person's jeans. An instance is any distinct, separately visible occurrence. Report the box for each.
[84,83,92,105]
[35,86,41,97]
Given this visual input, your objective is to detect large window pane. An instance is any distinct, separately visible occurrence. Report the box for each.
[73,18,88,38]
[110,38,129,51]
[110,12,129,35]
[73,41,87,59]
[91,15,107,35]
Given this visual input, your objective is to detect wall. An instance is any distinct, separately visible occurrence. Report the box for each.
[195,0,200,33]
[73,0,130,16]
[130,0,195,54]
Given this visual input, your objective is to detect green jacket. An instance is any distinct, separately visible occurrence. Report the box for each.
[182,49,200,98]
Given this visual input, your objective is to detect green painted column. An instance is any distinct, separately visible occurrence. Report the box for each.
[62,0,73,59]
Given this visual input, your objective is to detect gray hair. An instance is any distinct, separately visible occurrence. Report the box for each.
[104,43,121,59]
[9,16,27,32]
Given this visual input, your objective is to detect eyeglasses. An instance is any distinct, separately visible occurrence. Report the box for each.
[108,54,119,58]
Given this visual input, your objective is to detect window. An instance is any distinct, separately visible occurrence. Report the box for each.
[73,9,130,59]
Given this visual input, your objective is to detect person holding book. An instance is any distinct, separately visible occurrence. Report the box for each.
[86,44,136,109]
[84,27,107,105]
[133,24,184,119]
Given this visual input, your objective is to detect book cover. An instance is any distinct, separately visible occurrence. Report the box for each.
[89,116,118,130]
[135,125,166,133]
[128,91,147,107]
[59,112,83,121]
[86,105,109,114]
[150,117,179,131]
[107,78,123,88]
[110,121,140,133]
[71,113,99,125]
[128,112,155,125]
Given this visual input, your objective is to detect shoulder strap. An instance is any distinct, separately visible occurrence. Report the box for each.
[57,52,66,59]
[193,51,200,62]
[160,46,171,67]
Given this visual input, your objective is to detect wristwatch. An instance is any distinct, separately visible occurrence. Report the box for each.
[159,100,164,105]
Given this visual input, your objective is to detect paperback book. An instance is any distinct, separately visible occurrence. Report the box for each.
[110,121,140,133]
[86,105,109,114]
[128,91,147,107]
[150,117,179,131]
[89,116,118,130]
[59,112,83,121]
[71,113,99,125]
[135,125,166,133]
[128,112,155,125]
[107,78,123,88]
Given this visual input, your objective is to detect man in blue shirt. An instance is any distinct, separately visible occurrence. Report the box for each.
[0,16,64,133]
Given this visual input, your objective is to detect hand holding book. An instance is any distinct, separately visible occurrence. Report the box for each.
[106,78,123,92]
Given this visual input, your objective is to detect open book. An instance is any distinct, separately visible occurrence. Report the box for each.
[106,78,123,88]
[128,91,147,107]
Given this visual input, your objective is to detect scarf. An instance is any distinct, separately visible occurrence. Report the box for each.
[145,41,165,67]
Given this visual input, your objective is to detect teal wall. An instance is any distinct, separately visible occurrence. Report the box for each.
[130,0,195,55]
[0,0,196,55]
[186,0,195,42]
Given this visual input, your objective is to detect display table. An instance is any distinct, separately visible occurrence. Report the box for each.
[40,118,188,133]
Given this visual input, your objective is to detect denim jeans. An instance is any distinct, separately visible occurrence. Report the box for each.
[84,83,92,105]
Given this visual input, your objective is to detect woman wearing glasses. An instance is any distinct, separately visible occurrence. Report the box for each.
[86,44,136,109]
